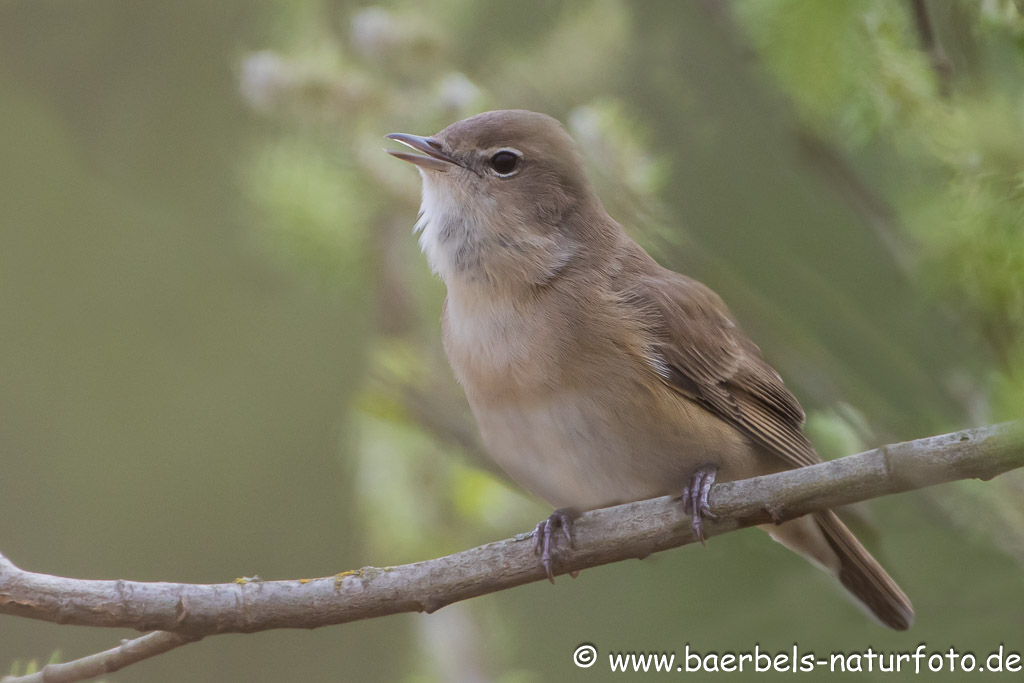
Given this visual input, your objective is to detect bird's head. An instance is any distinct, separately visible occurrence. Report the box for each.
[387,110,608,289]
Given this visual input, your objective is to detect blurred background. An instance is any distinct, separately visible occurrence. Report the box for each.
[1,0,1023,680]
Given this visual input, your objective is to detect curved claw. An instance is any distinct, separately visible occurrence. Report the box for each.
[533,508,576,583]
[685,466,718,546]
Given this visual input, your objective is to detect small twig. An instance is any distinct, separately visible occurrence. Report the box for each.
[0,423,1020,683]
[909,0,953,98]
[0,632,200,683]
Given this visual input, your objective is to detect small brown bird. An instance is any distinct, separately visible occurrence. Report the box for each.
[386,109,913,630]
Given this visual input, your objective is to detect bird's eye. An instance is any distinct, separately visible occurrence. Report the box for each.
[489,150,520,176]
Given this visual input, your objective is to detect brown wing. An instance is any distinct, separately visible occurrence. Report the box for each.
[616,258,913,629]
[624,267,820,470]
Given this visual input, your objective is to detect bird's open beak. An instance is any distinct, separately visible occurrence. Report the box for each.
[385,133,459,172]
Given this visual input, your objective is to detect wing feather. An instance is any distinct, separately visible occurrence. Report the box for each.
[622,268,818,470]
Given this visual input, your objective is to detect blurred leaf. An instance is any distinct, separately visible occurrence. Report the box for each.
[242,137,371,284]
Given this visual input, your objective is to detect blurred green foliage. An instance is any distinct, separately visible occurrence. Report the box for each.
[739,0,1024,414]
[2,1,1023,681]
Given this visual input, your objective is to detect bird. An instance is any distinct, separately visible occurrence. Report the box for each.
[385,109,913,630]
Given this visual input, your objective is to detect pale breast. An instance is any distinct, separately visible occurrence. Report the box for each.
[442,288,566,399]
[442,282,763,511]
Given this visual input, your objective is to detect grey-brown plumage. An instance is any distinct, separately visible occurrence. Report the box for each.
[386,109,913,630]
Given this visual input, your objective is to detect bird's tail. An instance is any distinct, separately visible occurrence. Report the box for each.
[812,509,914,630]
[760,509,914,630]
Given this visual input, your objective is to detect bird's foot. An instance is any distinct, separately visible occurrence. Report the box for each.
[533,508,577,583]
[680,465,719,546]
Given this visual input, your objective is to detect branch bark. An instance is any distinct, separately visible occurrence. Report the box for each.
[2,423,1021,682]
[2,632,201,683]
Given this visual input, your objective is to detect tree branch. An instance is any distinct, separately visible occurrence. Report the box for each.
[908,0,952,98]
[2,423,1021,682]
[2,632,200,683]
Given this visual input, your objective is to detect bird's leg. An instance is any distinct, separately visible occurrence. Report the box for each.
[681,465,719,546]
[533,507,577,583]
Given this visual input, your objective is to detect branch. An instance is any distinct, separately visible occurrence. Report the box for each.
[3,632,200,683]
[2,423,1021,683]
[908,0,952,98]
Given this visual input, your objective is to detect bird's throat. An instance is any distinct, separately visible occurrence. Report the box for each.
[418,181,577,291]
